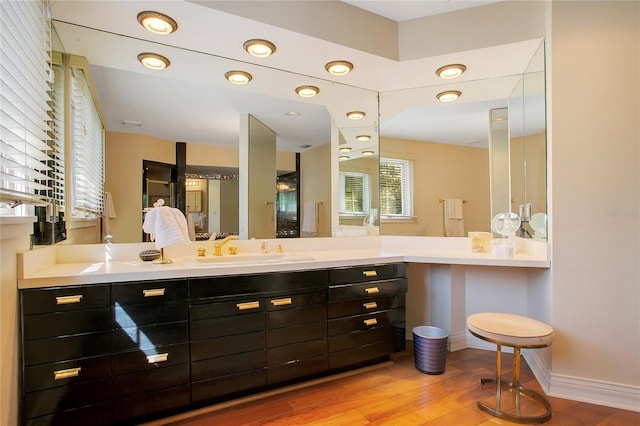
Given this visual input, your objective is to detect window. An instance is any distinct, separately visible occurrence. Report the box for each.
[0,0,53,214]
[380,158,413,218]
[339,171,370,215]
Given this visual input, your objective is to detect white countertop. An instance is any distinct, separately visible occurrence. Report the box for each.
[17,236,550,289]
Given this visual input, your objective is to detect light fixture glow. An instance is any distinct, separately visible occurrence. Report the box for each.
[362,150,375,156]
[338,155,350,161]
[355,134,371,142]
[346,111,366,120]
[339,147,352,153]
[243,39,276,57]
[138,53,170,70]
[436,90,461,102]
[436,64,466,79]
[295,85,320,98]
[325,60,353,76]
[225,70,252,85]
[137,11,178,35]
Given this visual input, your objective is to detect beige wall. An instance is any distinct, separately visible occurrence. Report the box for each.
[549,0,639,391]
[380,137,491,236]
[300,142,331,237]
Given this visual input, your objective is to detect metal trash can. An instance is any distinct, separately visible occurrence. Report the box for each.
[412,326,449,375]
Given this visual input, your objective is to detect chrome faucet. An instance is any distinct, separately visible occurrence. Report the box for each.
[214,235,239,256]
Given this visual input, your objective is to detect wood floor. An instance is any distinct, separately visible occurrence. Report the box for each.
[151,347,639,426]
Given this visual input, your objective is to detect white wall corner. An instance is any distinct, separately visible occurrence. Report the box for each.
[449,331,468,352]
[548,373,640,413]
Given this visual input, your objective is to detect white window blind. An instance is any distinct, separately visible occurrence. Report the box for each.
[48,61,65,210]
[70,66,104,218]
[339,171,370,215]
[0,0,52,210]
[380,158,414,217]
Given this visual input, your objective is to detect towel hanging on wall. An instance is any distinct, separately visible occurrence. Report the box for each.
[302,202,319,235]
[443,199,465,237]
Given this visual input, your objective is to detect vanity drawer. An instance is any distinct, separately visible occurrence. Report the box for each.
[267,354,327,385]
[113,363,189,398]
[112,279,187,305]
[23,378,112,419]
[192,349,265,380]
[328,294,405,319]
[329,326,395,353]
[112,342,189,375]
[113,300,187,328]
[266,303,326,329]
[112,321,188,353]
[191,331,265,361]
[24,331,112,366]
[190,298,265,320]
[112,384,190,424]
[191,369,267,403]
[21,284,110,315]
[267,338,327,366]
[265,291,326,311]
[23,308,111,341]
[191,311,264,340]
[328,309,405,336]
[24,403,112,426]
[328,278,407,303]
[329,263,406,285]
[267,322,326,348]
[328,341,394,370]
[24,354,111,392]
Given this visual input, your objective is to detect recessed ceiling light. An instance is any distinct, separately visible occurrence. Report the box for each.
[362,150,375,156]
[355,134,371,142]
[137,11,178,35]
[436,90,461,102]
[339,147,352,153]
[243,39,276,57]
[225,70,252,85]
[286,111,301,116]
[346,111,366,120]
[339,155,350,161]
[463,139,479,144]
[436,64,466,79]
[325,60,353,76]
[137,53,170,70]
[295,85,320,98]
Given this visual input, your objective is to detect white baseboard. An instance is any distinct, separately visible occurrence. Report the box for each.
[448,331,468,352]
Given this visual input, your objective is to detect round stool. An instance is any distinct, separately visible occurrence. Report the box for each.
[467,312,554,424]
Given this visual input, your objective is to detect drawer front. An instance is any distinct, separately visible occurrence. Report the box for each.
[329,326,394,353]
[191,331,265,361]
[192,369,266,403]
[265,291,326,311]
[192,349,265,381]
[112,384,190,424]
[267,338,327,366]
[21,285,110,315]
[328,278,407,303]
[328,308,405,336]
[112,279,187,305]
[267,354,327,385]
[328,294,405,319]
[113,300,187,329]
[190,298,265,320]
[23,378,111,419]
[112,321,188,352]
[266,322,326,348]
[328,341,393,370]
[189,270,328,300]
[329,263,406,285]
[24,402,112,426]
[112,343,189,375]
[24,354,111,392]
[113,363,189,398]
[23,308,111,341]
[266,304,326,329]
[191,312,264,340]
[24,331,111,366]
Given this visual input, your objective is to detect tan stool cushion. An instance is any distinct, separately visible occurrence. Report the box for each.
[467,312,554,347]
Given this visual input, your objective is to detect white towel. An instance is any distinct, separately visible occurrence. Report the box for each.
[142,206,190,249]
[102,191,116,243]
[302,202,318,235]
[443,199,465,237]
[186,213,196,241]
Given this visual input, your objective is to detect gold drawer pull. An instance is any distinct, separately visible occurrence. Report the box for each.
[365,287,379,294]
[363,270,378,277]
[146,353,169,364]
[143,288,165,297]
[54,367,81,380]
[271,298,292,306]
[55,295,83,305]
[363,302,378,310]
[237,301,260,311]
[364,318,378,326]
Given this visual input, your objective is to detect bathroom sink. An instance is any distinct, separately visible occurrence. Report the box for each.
[186,252,314,265]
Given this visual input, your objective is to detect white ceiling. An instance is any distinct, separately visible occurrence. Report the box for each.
[50,0,541,155]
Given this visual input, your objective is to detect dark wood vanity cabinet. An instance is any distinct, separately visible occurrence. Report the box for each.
[327,263,407,370]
